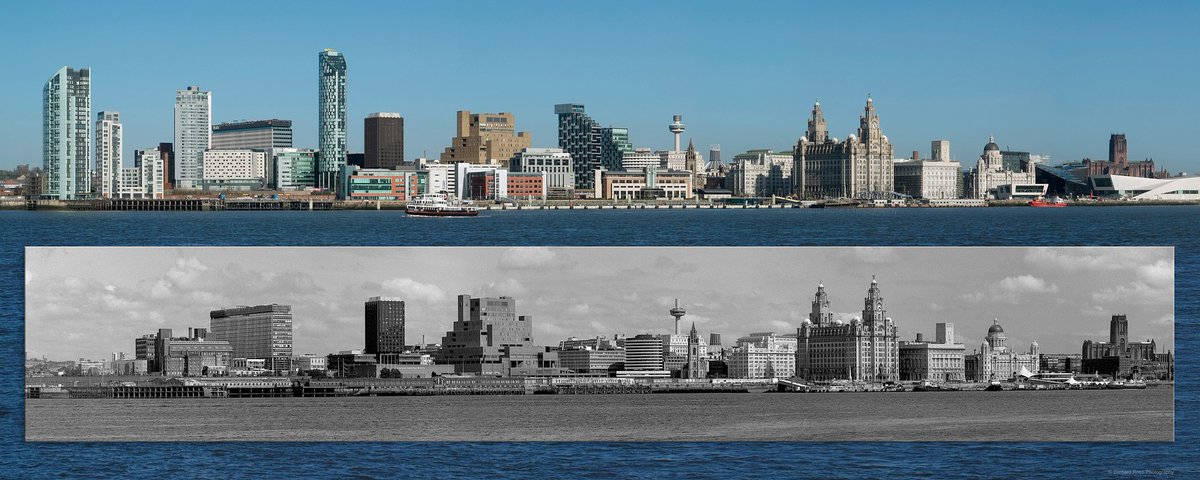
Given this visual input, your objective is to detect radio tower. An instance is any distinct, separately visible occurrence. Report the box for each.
[669,115,686,152]
[669,299,686,335]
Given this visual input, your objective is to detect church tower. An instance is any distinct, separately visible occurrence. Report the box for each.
[686,322,703,379]
[1110,314,1129,352]
[806,100,828,143]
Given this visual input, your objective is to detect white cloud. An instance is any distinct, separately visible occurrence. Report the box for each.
[381,277,447,303]
[962,275,1059,304]
[1025,248,1170,273]
[567,303,591,315]
[498,247,557,269]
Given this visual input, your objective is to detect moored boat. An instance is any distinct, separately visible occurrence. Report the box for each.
[405,193,479,217]
[1029,196,1067,207]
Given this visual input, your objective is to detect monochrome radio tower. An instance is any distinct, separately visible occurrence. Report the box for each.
[669,298,686,335]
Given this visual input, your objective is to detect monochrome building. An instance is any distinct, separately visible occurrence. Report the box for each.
[795,278,900,382]
[794,98,895,199]
[964,320,1039,381]
[42,66,91,199]
[174,86,211,189]
[619,334,669,377]
[727,149,794,197]
[364,113,404,169]
[318,48,347,191]
[435,295,536,375]
[1082,314,1170,379]
[967,136,1038,199]
[208,304,294,373]
[728,332,797,379]
[200,149,267,190]
[211,119,292,150]
[558,348,626,374]
[153,328,233,377]
[898,323,966,382]
[95,111,121,198]
[440,110,531,168]
[365,297,405,356]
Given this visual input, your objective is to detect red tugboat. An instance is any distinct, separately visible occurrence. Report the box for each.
[1029,196,1067,208]
[404,193,480,217]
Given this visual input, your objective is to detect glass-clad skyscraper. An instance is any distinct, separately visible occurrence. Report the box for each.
[42,66,91,199]
[95,111,122,199]
[318,48,347,191]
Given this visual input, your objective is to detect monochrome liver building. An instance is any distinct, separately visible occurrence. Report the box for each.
[795,277,900,382]
[793,97,895,199]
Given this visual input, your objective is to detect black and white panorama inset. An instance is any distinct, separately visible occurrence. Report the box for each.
[23,246,1174,442]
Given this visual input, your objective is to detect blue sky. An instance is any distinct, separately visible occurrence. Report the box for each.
[3,1,1198,172]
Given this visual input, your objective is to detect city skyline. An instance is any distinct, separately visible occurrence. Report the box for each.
[25,247,1174,361]
[3,2,1200,173]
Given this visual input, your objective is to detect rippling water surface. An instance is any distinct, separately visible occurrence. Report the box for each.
[3,207,1196,478]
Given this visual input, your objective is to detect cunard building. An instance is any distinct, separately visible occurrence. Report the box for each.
[793,97,895,199]
[795,277,899,382]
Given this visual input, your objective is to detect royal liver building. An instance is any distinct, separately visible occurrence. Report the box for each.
[793,97,895,199]
[795,277,900,382]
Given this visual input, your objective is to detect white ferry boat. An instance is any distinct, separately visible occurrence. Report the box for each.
[405,193,479,217]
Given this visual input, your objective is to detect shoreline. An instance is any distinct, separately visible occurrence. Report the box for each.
[4,198,1199,211]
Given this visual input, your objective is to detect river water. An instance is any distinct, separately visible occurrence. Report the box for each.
[4,207,1196,477]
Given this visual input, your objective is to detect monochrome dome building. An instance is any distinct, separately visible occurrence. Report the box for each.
[964,319,1039,382]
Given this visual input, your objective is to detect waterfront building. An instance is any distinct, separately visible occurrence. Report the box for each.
[1081,134,1163,179]
[558,348,626,374]
[510,147,574,197]
[365,297,405,355]
[1089,174,1200,201]
[364,113,404,168]
[621,148,660,170]
[209,304,294,373]
[294,354,327,372]
[440,111,531,168]
[555,104,630,189]
[135,333,158,372]
[174,86,211,190]
[560,335,625,350]
[621,334,667,374]
[892,141,962,199]
[435,295,535,375]
[727,149,794,197]
[154,328,233,376]
[211,119,292,150]
[200,149,267,191]
[794,98,895,199]
[1039,353,1083,373]
[659,332,709,374]
[506,172,546,200]
[271,148,317,191]
[337,166,423,201]
[95,111,121,198]
[964,320,1039,382]
[967,136,1038,199]
[119,147,166,199]
[795,278,900,382]
[684,140,704,187]
[42,66,91,199]
[898,323,965,382]
[728,332,796,379]
[1081,314,1171,379]
[594,167,694,200]
[318,48,348,191]
[157,143,174,191]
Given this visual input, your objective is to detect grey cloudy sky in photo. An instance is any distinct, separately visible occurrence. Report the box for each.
[25,247,1173,361]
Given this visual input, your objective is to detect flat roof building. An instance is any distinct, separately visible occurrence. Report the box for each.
[365,297,405,356]
[209,304,294,373]
[212,119,292,150]
[365,113,404,169]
